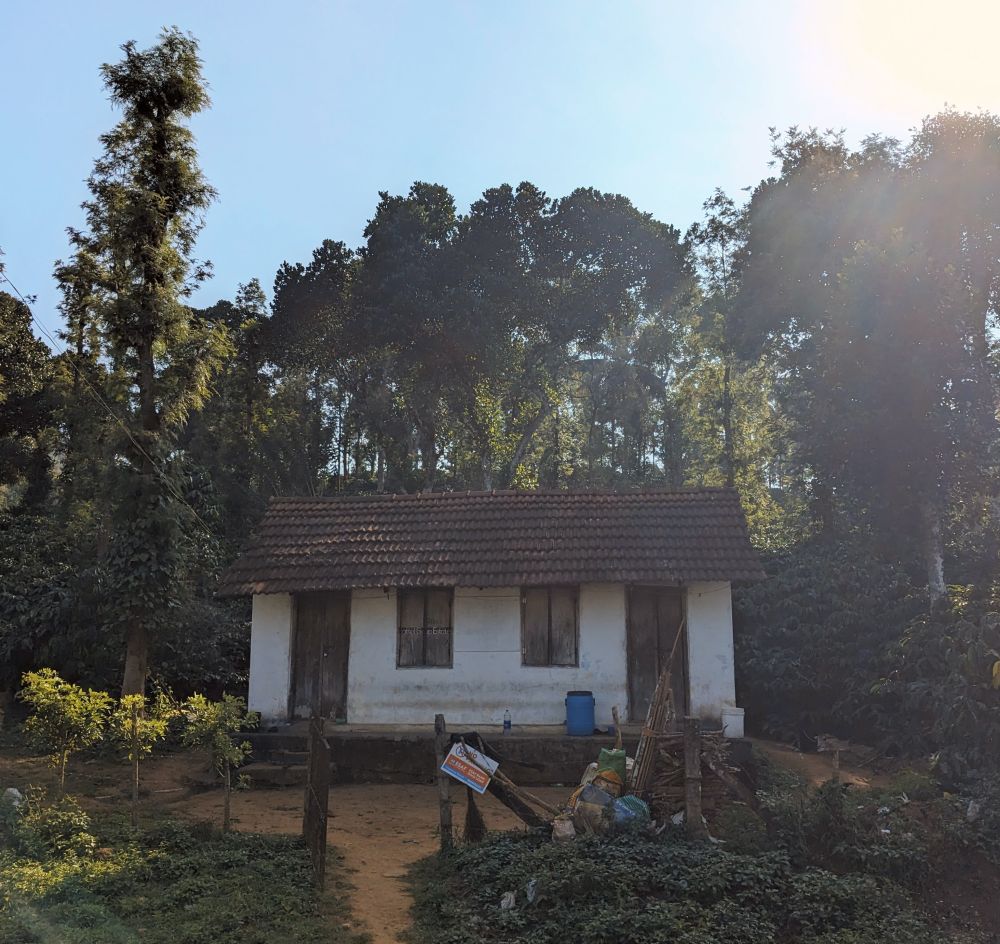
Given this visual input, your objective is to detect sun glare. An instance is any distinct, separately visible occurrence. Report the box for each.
[816,1,1000,117]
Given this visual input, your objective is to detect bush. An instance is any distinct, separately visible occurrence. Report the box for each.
[877,595,1000,784]
[735,539,1000,786]
[733,537,925,746]
[0,813,368,944]
[14,791,96,859]
[407,832,940,944]
[18,670,111,794]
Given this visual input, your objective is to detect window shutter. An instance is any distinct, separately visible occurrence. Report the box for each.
[549,588,578,665]
[522,588,549,666]
[424,589,453,666]
[398,590,425,667]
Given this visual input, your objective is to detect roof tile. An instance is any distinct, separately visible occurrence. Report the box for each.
[218,487,765,595]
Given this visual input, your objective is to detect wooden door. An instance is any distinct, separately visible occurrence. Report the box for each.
[626,586,687,722]
[292,592,350,720]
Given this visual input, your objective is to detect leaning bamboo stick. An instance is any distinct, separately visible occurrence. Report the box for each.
[630,618,686,794]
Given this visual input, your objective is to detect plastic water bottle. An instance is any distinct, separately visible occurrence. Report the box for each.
[503,707,512,734]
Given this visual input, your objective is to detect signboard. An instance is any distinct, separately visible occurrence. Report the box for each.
[440,742,499,794]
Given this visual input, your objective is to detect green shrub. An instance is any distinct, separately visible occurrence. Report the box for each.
[714,803,771,855]
[18,669,111,794]
[733,537,924,745]
[758,779,929,886]
[0,813,368,944]
[886,770,939,802]
[407,832,939,944]
[878,598,1000,784]
[14,791,96,859]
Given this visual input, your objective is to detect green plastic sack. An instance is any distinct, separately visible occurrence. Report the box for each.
[596,748,627,783]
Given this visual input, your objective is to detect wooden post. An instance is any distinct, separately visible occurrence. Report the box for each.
[302,714,331,889]
[684,716,708,839]
[434,714,453,852]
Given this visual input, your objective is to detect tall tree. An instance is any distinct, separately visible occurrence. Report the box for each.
[0,290,53,506]
[737,121,1000,595]
[58,29,227,694]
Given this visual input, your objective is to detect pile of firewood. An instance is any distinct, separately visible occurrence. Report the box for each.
[646,730,732,820]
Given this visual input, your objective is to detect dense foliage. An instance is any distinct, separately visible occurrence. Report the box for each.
[409,758,1000,943]
[408,832,941,944]
[735,542,1000,781]
[0,806,367,944]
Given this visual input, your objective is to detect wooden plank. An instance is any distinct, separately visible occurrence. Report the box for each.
[627,587,658,722]
[321,593,350,720]
[522,588,549,666]
[549,588,577,665]
[293,595,321,717]
[424,590,452,666]
[398,590,425,667]
[486,777,548,829]
[657,588,686,717]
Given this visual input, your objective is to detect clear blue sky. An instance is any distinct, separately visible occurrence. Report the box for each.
[4,0,999,343]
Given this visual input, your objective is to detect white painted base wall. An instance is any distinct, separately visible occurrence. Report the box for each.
[246,582,742,734]
[686,582,743,735]
[247,593,294,722]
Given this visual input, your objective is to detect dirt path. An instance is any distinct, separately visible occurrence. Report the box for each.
[750,738,893,788]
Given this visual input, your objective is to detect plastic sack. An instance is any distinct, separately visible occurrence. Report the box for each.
[611,794,651,829]
[573,783,615,833]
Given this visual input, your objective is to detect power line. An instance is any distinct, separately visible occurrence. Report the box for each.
[1,271,219,541]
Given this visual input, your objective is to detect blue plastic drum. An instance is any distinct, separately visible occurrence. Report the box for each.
[565,690,595,736]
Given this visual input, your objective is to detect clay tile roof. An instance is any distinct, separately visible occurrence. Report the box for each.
[217,487,765,596]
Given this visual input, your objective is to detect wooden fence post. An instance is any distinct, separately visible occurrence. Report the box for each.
[434,714,453,852]
[684,716,708,840]
[302,714,331,888]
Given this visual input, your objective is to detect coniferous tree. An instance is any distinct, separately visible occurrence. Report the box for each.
[58,28,229,694]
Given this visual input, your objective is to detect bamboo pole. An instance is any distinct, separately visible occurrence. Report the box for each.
[631,619,686,794]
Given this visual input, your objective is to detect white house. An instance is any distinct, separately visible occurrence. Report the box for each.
[218,488,764,736]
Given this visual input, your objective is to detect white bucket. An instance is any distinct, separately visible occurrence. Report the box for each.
[720,706,745,738]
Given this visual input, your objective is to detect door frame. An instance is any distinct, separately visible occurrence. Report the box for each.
[288,590,352,721]
[625,583,688,723]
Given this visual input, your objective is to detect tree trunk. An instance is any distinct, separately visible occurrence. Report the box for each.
[132,755,140,828]
[721,361,735,488]
[921,499,947,602]
[223,761,232,832]
[122,334,158,697]
[810,474,835,534]
[122,622,149,696]
[420,425,438,492]
[60,750,68,797]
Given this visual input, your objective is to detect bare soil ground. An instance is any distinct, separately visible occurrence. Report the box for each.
[0,746,567,944]
[750,737,894,788]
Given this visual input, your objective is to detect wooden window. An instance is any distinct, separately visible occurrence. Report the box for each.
[397,589,453,668]
[521,587,578,666]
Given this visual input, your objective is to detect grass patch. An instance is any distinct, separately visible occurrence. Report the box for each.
[0,806,369,944]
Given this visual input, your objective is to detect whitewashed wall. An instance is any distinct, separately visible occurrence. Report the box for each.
[685,581,744,736]
[246,582,742,732]
[247,593,294,721]
[346,584,629,725]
